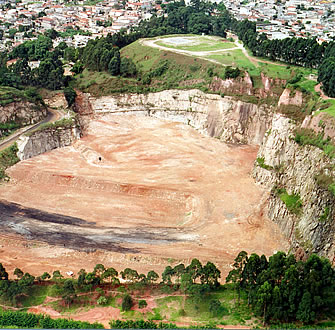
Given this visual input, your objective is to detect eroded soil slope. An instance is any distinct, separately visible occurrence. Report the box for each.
[0,115,288,278]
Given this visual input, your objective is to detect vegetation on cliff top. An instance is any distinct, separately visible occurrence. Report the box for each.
[0,143,19,181]
[0,86,44,107]
[294,128,335,159]
[75,39,222,96]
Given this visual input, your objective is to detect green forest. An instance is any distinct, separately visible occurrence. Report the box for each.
[1,0,335,97]
[0,251,334,328]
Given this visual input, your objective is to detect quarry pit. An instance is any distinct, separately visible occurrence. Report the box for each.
[0,114,288,278]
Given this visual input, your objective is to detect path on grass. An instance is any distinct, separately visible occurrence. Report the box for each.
[141,36,287,69]
[315,83,332,100]
[0,108,64,152]
[141,37,238,58]
[233,40,287,68]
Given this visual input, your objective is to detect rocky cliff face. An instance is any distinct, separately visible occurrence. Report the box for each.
[210,72,285,99]
[253,114,335,263]
[17,124,81,161]
[0,100,47,126]
[85,89,273,145]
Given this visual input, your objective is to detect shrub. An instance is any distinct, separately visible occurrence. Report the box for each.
[294,128,335,159]
[121,294,133,311]
[315,172,334,189]
[0,310,103,329]
[287,73,302,85]
[178,308,186,316]
[189,64,200,72]
[224,66,240,79]
[276,188,302,215]
[138,299,147,308]
[209,299,228,317]
[319,206,331,222]
[97,296,107,305]
[329,183,335,196]
[0,143,19,181]
[256,157,273,170]
[110,319,159,329]
[64,86,77,107]
[150,60,169,78]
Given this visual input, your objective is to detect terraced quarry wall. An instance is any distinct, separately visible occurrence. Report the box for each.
[254,114,335,263]
[78,88,335,261]
[3,85,334,267]
[86,89,273,145]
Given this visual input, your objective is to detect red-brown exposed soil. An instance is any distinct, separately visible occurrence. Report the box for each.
[0,115,288,282]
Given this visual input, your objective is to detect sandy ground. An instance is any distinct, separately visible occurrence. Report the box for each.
[0,115,288,281]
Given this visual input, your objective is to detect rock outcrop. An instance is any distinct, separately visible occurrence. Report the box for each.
[210,72,285,99]
[0,100,47,125]
[253,114,335,262]
[278,88,303,106]
[17,123,81,160]
[85,89,273,145]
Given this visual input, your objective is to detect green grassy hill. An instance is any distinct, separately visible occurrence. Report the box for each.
[74,35,335,120]
[75,39,223,96]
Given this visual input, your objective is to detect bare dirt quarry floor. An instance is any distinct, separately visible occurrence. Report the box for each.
[0,115,288,279]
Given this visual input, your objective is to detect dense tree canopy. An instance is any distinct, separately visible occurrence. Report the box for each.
[227,251,335,325]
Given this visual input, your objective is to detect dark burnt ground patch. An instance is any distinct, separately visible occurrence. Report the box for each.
[0,200,188,253]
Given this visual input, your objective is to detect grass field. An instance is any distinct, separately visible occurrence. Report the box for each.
[206,51,316,80]
[206,50,256,71]
[316,99,335,117]
[156,36,236,52]
[150,35,318,81]
[154,286,255,326]
[75,40,223,96]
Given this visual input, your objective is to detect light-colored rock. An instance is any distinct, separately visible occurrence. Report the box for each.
[0,100,47,125]
[17,125,81,160]
[253,114,335,262]
[44,93,67,109]
[87,89,273,145]
[278,88,303,106]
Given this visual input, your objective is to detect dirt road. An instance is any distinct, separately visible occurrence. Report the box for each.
[141,36,288,69]
[0,108,63,151]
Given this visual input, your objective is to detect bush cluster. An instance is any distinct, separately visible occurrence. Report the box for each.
[0,310,103,329]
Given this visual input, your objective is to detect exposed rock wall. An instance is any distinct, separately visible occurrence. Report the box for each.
[0,101,47,125]
[209,72,285,99]
[17,124,81,160]
[86,89,273,145]
[278,88,303,106]
[253,114,335,262]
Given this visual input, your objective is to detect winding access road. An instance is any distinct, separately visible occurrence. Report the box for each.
[0,108,63,152]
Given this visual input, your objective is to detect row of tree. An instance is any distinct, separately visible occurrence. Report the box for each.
[0,258,220,307]
[231,17,335,96]
[226,251,335,325]
[1,251,334,326]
